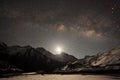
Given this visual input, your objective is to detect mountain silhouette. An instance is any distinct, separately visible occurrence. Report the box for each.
[0,42,77,73]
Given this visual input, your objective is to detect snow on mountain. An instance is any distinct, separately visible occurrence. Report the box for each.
[61,46,120,72]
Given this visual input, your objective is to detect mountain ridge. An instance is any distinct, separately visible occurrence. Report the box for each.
[60,46,120,73]
[0,42,120,74]
[0,42,77,73]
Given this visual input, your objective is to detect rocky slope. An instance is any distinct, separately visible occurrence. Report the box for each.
[61,46,120,72]
[0,60,22,74]
[0,42,77,72]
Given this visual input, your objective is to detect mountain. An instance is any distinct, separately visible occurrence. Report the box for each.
[0,42,77,73]
[61,46,120,73]
[36,48,77,63]
[1,42,119,74]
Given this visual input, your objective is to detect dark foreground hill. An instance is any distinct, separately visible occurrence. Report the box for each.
[0,42,77,73]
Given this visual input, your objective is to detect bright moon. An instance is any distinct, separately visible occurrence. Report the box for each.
[56,46,62,54]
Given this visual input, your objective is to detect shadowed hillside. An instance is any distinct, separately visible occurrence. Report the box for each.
[0,42,77,73]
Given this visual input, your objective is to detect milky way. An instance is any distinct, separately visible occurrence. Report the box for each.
[0,0,120,58]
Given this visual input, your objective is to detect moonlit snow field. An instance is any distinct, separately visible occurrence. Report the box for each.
[0,74,120,80]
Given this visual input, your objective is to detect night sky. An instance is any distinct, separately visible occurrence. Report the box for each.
[0,0,120,58]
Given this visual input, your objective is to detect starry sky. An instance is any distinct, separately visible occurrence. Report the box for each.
[0,0,120,58]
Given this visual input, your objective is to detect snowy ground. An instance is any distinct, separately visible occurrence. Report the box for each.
[0,74,120,80]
